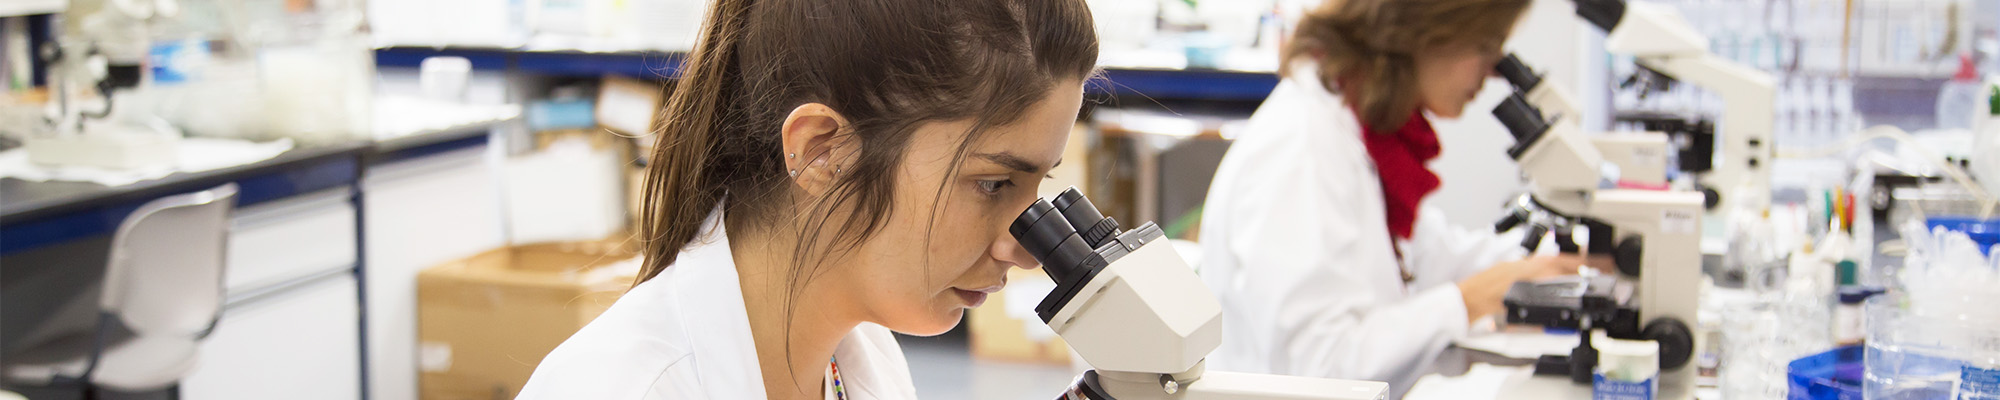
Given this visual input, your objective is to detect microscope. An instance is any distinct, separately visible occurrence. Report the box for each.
[22,0,183,170]
[1010,188,1390,400]
[1488,51,1706,399]
[1580,0,1778,218]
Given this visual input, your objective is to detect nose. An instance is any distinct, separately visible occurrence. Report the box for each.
[992,230,1042,271]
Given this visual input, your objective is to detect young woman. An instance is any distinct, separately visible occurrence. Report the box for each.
[1196,0,1599,397]
[517,0,1098,398]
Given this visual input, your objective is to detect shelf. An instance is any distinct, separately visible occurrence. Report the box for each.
[0,0,63,18]
[374,46,1280,103]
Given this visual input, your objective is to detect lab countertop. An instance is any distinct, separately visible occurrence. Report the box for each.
[0,141,368,224]
[0,121,503,253]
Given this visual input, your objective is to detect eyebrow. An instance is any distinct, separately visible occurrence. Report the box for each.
[975,152,1061,174]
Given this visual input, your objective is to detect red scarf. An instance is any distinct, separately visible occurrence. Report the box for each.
[1358,110,1442,240]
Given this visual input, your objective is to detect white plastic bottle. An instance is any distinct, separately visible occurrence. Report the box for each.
[1974,79,1999,197]
[1937,54,1984,132]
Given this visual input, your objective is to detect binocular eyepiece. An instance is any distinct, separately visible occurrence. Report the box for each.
[1009,187,1120,287]
[1009,187,1139,323]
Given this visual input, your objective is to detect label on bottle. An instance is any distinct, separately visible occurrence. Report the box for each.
[1594,375,1656,400]
[1959,366,2000,400]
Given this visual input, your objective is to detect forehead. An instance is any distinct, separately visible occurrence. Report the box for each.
[904,82,1082,167]
[964,83,1084,164]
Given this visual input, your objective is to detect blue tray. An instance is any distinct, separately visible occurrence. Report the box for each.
[1788,345,1864,400]
[1926,217,2000,256]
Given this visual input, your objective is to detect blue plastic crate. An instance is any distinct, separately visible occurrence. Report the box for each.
[1925,217,2000,256]
[1788,345,1864,400]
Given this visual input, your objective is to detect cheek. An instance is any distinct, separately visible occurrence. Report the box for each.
[864,190,992,300]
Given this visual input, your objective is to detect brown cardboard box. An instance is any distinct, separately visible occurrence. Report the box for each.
[417,239,641,400]
[968,268,1072,365]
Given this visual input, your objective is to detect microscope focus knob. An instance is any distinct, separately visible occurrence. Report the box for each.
[1700,186,1720,210]
[1643,318,1694,371]
[1614,236,1644,278]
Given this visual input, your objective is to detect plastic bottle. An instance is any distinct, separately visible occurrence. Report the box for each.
[1938,54,1984,131]
[1977,81,1999,197]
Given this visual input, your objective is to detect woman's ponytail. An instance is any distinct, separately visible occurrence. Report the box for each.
[634,0,755,285]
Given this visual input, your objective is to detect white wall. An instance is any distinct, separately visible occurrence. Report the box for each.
[1424,0,1600,229]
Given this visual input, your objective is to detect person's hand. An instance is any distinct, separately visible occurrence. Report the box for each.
[1583,254,1619,275]
[1456,254,1588,324]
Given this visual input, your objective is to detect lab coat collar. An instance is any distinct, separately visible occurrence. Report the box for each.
[668,205,771,398]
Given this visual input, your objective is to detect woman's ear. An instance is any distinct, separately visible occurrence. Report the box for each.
[781,103,855,195]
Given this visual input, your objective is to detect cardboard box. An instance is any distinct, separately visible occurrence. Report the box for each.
[968,268,1073,365]
[417,239,642,400]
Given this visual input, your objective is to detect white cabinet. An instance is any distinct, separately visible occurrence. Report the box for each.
[224,188,359,299]
[362,145,506,400]
[181,273,361,400]
[180,187,364,399]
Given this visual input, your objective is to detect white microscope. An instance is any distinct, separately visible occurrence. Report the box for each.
[1009,188,1390,400]
[1579,0,1778,220]
[1486,51,1706,399]
[23,0,183,170]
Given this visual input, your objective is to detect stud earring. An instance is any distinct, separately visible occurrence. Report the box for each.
[788,153,796,159]
[789,169,798,177]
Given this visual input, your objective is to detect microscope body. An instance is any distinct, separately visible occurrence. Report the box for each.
[1493,51,1705,399]
[1587,0,1779,216]
[1013,189,1388,400]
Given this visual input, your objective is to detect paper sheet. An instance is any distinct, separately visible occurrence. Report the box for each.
[1405,364,1532,400]
[1454,330,1581,360]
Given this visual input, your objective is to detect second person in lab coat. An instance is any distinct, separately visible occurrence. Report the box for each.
[1198,0,1591,397]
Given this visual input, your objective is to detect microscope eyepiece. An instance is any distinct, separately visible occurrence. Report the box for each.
[1494,93,1553,160]
[1011,197,1103,289]
[1574,0,1627,32]
[1052,187,1120,248]
[1495,54,1543,92]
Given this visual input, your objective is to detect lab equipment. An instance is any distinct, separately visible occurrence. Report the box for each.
[1863,294,2000,400]
[1593,331,1660,400]
[24,0,184,170]
[1009,187,1390,400]
[1785,345,1863,400]
[3,183,238,394]
[1978,84,2000,196]
[1578,0,1780,219]
[1831,287,1881,346]
[1489,47,1708,399]
[1866,222,2000,400]
[1936,55,1986,132]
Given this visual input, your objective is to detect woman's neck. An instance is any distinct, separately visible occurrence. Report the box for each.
[728,219,860,400]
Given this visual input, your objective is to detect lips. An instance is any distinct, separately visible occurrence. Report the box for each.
[953,284,1004,308]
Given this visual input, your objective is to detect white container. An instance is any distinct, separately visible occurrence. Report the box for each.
[419,56,472,103]
[1974,84,1999,196]
[259,36,374,144]
[1593,330,1661,400]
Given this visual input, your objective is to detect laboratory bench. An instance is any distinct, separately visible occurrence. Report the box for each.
[0,120,506,400]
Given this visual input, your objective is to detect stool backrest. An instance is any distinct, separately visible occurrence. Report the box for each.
[98,183,239,337]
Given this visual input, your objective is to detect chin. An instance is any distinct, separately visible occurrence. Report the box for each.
[882,306,965,337]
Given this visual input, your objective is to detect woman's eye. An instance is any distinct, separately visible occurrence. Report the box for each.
[977,179,1015,195]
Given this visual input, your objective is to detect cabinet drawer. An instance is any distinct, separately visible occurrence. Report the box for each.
[227,187,357,298]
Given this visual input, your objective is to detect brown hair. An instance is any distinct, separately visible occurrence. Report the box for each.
[1284,0,1530,132]
[636,0,1098,287]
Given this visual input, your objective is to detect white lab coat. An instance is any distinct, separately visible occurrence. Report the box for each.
[518,205,918,400]
[1198,62,1525,398]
